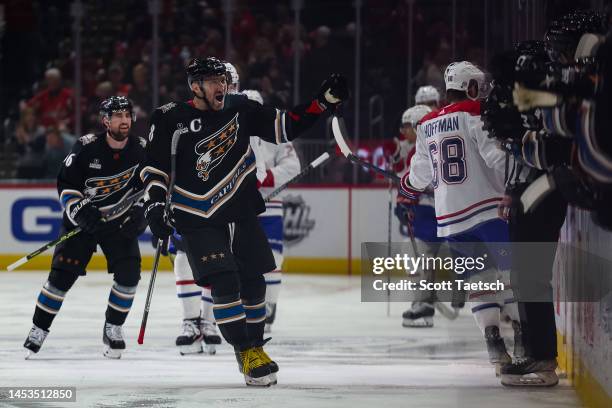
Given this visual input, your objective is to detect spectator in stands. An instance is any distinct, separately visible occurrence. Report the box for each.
[84,81,113,133]
[41,126,74,178]
[24,68,74,132]
[128,63,151,138]
[108,63,131,96]
[13,107,45,153]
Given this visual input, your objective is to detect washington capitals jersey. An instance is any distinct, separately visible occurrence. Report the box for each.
[58,132,146,227]
[409,100,507,237]
[141,94,325,229]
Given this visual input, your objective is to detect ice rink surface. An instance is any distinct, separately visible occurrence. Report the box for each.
[1,272,579,408]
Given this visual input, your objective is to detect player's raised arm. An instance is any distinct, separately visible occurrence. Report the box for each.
[246,74,349,145]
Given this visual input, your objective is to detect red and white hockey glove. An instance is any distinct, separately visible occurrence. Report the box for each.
[399,171,423,202]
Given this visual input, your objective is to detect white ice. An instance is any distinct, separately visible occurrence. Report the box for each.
[0,272,580,408]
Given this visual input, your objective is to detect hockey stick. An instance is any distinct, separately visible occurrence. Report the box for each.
[138,129,182,345]
[7,189,145,271]
[263,152,330,202]
[331,115,419,256]
[331,116,401,183]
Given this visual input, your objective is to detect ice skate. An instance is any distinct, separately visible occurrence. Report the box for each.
[484,326,511,376]
[176,318,203,355]
[402,302,434,327]
[501,358,559,387]
[264,303,277,333]
[254,338,279,385]
[103,321,125,359]
[235,345,274,387]
[24,325,49,359]
[511,320,525,359]
[201,319,221,355]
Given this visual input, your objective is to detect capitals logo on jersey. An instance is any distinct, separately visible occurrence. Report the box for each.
[194,113,239,181]
[84,165,138,201]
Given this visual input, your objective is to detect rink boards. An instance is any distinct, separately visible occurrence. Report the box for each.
[0,183,401,274]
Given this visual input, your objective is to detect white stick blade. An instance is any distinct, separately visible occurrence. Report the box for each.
[331,116,352,158]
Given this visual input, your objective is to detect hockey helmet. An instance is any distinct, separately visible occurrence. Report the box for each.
[444,61,491,100]
[224,62,240,92]
[414,86,440,105]
[242,89,264,105]
[99,96,136,122]
[401,105,432,127]
[186,57,227,84]
[544,11,607,63]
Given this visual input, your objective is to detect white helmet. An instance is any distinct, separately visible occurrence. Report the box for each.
[224,62,240,92]
[415,86,440,105]
[242,89,263,105]
[401,104,432,127]
[444,61,490,99]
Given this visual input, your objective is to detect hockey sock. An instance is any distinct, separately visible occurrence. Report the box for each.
[242,274,267,343]
[470,303,501,335]
[174,251,201,319]
[264,271,281,305]
[210,272,249,347]
[33,281,69,331]
[106,282,137,325]
[497,269,520,322]
[201,285,214,321]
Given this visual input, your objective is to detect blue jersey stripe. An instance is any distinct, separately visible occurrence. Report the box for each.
[213,304,245,320]
[244,306,266,319]
[38,293,63,310]
[109,292,134,308]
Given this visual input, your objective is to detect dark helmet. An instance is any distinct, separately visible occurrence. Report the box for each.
[186,57,227,85]
[100,96,135,122]
[545,11,607,63]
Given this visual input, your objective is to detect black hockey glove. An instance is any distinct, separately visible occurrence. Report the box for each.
[71,197,103,234]
[316,74,349,110]
[144,201,173,242]
[119,204,147,240]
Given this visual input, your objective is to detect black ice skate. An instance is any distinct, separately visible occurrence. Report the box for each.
[24,324,49,359]
[501,357,559,387]
[264,303,277,333]
[234,345,274,387]
[103,321,126,359]
[484,326,511,376]
[176,318,203,355]
[511,320,525,359]
[201,319,221,355]
[402,302,435,327]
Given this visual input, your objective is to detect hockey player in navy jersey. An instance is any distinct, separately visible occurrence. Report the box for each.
[400,61,523,374]
[141,57,347,386]
[23,96,147,360]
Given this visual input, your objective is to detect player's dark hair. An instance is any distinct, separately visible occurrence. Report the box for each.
[446,89,467,103]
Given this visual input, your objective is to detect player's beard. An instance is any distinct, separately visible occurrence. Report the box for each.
[108,126,130,141]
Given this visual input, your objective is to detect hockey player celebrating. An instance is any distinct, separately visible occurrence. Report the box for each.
[400,61,523,373]
[23,96,147,359]
[141,57,347,386]
[244,88,301,333]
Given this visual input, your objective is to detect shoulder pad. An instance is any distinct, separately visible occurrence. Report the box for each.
[158,102,177,113]
[79,133,98,145]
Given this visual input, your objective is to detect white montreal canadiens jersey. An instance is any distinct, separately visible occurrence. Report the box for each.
[409,100,506,237]
[249,137,300,216]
